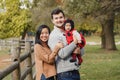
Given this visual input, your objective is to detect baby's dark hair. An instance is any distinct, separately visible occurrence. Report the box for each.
[64,19,74,30]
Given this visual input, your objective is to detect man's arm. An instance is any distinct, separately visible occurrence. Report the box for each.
[48,35,76,59]
[72,30,85,56]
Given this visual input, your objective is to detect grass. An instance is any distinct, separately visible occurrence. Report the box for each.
[80,45,120,80]
[85,36,101,43]
[115,35,120,42]
[0,49,10,56]
[85,35,120,43]
[0,35,120,80]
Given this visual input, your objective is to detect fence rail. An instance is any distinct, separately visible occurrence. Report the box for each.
[0,40,35,80]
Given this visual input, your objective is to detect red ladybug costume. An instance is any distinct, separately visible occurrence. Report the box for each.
[65,30,86,65]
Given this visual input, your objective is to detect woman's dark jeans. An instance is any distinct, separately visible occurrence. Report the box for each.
[57,70,80,80]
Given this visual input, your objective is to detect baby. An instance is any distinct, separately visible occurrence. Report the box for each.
[64,19,86,65]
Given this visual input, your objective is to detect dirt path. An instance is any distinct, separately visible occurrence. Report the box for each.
[0,54,12,70]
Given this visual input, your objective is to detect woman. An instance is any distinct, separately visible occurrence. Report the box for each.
[34,25,63,80]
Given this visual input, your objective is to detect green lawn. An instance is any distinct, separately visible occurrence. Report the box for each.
[0,49,10,56]
[80,45,120,80]
[0,35,120,80]
[85,35,120,43]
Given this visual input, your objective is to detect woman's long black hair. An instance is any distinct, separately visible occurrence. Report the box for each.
[35,25,50,46]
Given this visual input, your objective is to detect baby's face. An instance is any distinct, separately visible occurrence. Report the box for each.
[65,23,71,31]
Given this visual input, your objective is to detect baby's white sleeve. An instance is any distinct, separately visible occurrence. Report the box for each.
[72,30,81,41]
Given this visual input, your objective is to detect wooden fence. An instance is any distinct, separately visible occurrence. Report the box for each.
[0,40,35,80]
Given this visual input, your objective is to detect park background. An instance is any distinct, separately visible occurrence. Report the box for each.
[0,0,120,80]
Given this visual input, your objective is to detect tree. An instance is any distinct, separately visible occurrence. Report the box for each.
[61,0,120,50]
[31,0,120,50]
[93,0,120,50]
[0,0,32,39]
[31,0,61,30]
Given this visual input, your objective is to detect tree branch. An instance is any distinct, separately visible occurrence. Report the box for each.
[113,2,120,12]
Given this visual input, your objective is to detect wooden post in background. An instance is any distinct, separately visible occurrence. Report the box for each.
[25,41,33,80]
[11,46,21,80]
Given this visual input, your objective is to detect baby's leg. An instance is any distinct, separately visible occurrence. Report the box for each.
[70,47,80,62]
[77,54,83,65]
[70,53,77,62]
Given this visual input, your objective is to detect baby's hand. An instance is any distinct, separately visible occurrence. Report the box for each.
[78,40,81,43]
[73,47,81,54]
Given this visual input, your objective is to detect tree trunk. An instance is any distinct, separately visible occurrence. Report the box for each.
[21,28,28,40]
[100,13,117,50]
[101,25,105,49]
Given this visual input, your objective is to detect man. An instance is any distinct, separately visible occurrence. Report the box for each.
[48,8,83,80]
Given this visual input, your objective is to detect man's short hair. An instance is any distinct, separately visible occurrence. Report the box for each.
[51,8,65,19]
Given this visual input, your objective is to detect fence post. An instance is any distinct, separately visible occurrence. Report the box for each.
[25,41,33,80]
[11,46,21,80]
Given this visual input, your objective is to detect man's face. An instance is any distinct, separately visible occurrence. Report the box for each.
[52,12,65,28]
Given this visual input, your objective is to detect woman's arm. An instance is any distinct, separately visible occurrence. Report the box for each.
[34,43,63,64]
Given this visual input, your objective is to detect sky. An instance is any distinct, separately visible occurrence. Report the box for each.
[0,0,33,12]
[20,0,33,3]
[20,0,33,9]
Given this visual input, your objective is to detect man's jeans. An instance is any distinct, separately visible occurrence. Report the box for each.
[46,76,55,80]
[57,70,80,80]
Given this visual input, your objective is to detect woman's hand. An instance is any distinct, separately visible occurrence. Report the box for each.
[55,42,64,49]
[52,42,64,56]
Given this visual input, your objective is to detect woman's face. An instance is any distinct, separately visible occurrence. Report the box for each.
[40,28,49,42]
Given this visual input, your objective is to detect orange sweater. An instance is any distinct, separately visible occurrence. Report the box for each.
[34,44,57,80]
